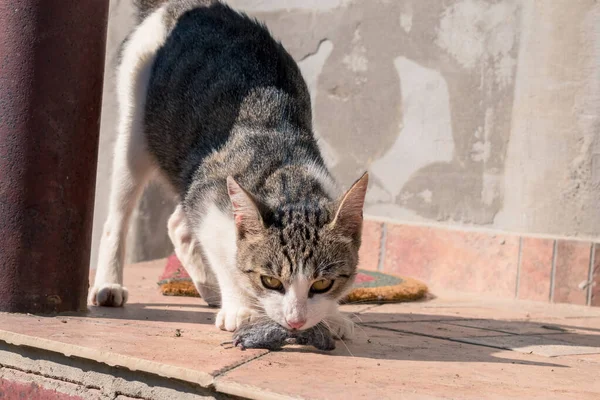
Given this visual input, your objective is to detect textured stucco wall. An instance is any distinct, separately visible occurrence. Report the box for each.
[91,0,600,265]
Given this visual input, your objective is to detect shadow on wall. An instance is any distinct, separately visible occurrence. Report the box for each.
[280,0,522,225]
[94,0,523,264]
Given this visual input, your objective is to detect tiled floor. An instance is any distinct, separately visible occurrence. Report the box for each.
[1,259,600,399]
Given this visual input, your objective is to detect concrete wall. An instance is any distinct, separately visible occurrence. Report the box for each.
[91,0,600,266]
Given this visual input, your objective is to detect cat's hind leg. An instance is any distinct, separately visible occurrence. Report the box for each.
[167,204,221,307]
[90,7,169,307]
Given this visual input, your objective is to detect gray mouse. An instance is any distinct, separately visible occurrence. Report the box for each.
[230,319,336,351]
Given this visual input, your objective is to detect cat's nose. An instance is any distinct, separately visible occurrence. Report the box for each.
[286,318,306,330]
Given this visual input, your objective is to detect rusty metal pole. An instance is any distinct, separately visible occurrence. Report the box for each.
[0,0,109,313]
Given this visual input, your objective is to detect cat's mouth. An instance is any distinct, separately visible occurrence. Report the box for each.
[286,327,307,333]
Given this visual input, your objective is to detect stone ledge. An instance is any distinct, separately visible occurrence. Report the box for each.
[0,341,229,400]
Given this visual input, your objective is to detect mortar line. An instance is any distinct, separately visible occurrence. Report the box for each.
[515,237,523,299]
[212,350,270,380]
[587,243,595,306]
[0,362,103,392]
[549,240,558,302]
[377,223,387,272]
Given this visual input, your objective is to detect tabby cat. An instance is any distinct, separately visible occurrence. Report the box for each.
[90,0,368,338]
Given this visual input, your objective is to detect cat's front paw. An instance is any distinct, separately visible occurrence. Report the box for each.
[216,305,257,332]
[89,283,129,307]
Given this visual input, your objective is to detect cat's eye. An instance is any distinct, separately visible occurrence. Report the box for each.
[261,276,283,291]
[310,279,334,294]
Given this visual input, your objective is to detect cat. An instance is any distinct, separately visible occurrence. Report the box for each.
[90,0,368,339]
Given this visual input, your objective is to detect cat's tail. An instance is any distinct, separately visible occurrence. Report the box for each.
[133,0,168,22]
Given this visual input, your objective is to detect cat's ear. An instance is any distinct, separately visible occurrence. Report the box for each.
[227,176,265,240]
[330,172,369,243]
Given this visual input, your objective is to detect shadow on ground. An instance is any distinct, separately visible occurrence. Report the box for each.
[71,297,600,368]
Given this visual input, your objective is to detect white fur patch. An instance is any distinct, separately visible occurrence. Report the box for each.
[116,7,168,117]
[284,277,310,325]
[197,204,238,277]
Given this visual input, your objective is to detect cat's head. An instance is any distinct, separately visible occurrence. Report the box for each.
[227,173,368,331]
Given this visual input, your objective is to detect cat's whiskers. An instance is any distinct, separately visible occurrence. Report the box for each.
[337,310,364,323]
[321,319,354,357]
[325,315,369,339]
[315,323,328,349]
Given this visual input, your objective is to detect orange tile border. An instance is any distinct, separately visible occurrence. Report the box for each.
[357,220,382,271]
[591,244,600,307]
[362,219,599,307]
[382,224,519,298]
